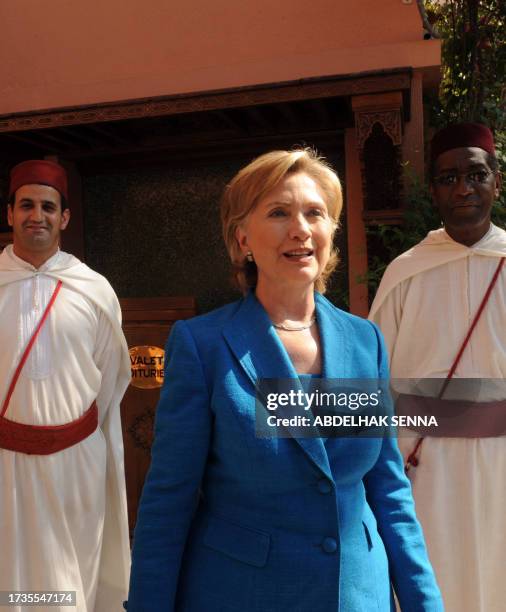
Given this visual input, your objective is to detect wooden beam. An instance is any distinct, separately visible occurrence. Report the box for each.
[277,103,299,127]
[86,123,131,146]
[58,127,96,148]
[3,132,59,153]
[30,130,74,148]
[0,69,412,133]
[246,107,272,131]
[212,110,244,133]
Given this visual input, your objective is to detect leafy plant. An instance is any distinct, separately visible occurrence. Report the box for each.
[426,0,506,223]
[359,172,439,295]
[425,0,506,131]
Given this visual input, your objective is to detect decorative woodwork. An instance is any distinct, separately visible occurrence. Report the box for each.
[355,109,402,149]
[0,70,411,133]
[352,92,404,220]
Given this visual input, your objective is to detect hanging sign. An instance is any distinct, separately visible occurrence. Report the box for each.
[129,345,165,389]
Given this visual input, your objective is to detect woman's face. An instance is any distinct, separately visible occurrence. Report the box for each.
[236,172,334,292]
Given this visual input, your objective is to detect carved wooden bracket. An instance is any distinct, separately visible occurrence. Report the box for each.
[351,92,405,215]
[352,92,403,150]
[355,109,402,149]
[351,91,402,151]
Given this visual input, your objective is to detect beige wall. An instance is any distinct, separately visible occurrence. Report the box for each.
[1,0,440,115]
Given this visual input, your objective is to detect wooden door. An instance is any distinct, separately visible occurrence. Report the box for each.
[120,296,196,539]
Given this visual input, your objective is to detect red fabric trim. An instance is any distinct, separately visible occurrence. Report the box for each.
[1,280,62,418]
[439,257,505,399]
[0,402,98,455]
[405,437,424,473]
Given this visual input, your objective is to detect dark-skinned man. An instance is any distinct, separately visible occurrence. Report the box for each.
[370,123,504,611]
[0,160,131,611]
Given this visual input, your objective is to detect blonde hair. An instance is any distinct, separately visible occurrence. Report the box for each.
[221,148,343,294]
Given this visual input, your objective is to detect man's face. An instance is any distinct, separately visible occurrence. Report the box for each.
[431,146,501,246]
[7,184,70,263]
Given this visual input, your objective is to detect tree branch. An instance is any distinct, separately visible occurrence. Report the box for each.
[416,0,441,38]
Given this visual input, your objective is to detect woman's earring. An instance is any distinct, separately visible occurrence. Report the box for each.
[246,251,254,262]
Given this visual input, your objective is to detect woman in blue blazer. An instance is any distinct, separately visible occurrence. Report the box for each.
[128,149,442,611]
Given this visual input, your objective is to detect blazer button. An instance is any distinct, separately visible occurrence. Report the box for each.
[322,537,338,554]
[317,479,332,494]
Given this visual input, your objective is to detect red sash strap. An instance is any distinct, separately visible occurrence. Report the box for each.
[405,257,505,473]
[1,280,63,418]
[0,279,98,455]
[0,402,98,455]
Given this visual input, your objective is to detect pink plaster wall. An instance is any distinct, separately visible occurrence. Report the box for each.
[0,0,440,115]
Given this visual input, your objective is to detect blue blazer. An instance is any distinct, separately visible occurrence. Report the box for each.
[128,292,442,612]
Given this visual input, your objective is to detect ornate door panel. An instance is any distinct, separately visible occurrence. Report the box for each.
[120,297,196,539]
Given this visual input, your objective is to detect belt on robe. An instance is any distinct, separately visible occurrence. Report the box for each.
[396,394,506,437]
[0,401,98,455]
[0,280,98,454]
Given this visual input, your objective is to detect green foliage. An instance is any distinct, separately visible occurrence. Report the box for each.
[359,172,439,295]
[425,0,506,131]
[426,0,506,223]
[363,165,506,295]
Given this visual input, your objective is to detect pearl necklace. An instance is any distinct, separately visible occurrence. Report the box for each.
[272,316,316,332]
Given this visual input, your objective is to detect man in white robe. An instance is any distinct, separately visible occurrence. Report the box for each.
[370,123,505,611]
[0,160,131,611]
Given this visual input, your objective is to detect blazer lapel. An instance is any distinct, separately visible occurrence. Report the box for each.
[315,292,353,380]
[223,291,332,481]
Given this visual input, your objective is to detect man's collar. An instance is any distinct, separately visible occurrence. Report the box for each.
[4,244,62,272]
[469,223,494,248]
[441,222,496,248]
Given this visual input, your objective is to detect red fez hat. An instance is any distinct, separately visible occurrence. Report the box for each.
[9,160,68,200]
[430,122,495,163]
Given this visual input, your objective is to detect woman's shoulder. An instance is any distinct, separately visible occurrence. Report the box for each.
[316,293,380,337]
[316,294,387,375]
